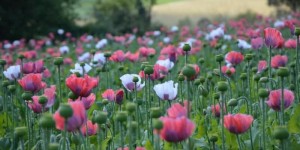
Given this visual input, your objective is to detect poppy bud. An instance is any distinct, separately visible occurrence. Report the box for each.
[182,65,196,78]
[183,44,191,51]
[22,92,33,100]
[80,62,85,67]
[96,68,102,74]
[253,74,261,82]
[276,67,289,77]
[116,111,127,122]
[39,113,55,129]
[8,85,16,93]
[207,73,213,80]
[74,72,81,77]
[215,54,223,62]
[213,93,220,99]
[289,84,295,91]
[209,135,218,142]
[178,74,185,81]
[295,27,300,37]
[38,96,48,105]
[132,76,139,83]
[217,81,228,92]
[104,52,111,58]
[128,121,138,130]
[245,54,253,61]
[2,80,9,87]
[68,92,78,100]
[48,143,59,150]
[92,61,98,65]
[258,88,269,98]
[201,88,209,97]
[289,62,296,68]
[259,77,268,83]
[94,111,107,124]
[18,54,25,59]
[91,50,96,55]
[153,119,163,130]
[273,126,289,140]
[126,102,136,113]
[240,73,247,80]
[0,59,6,66]
[150,107,162,118]
[251,67,258,73]
[14,126,27,138]
[102,99,109,105]
[144,66,154,75]
[71,134,81,145]
[228,99,238,107]
[194,79,201,86]
[198,58,205,64]
[199,76,206,84]
[118,66,124,71]
[59,104,73,119]
[226,69,232,76]
[54,57,63,66]
[135,99,143,105]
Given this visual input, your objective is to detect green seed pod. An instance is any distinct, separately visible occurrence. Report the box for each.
[213,93,220,99]
[228,99,238,107]
[295,27,300,36]
[132,76,139,83]
[8,85,16,93]
[201,88,209,97]
[104,52,111,58]
[289,84,295,91]
[258,88,269,98]
[116,111,127,122]
[194,79,201,86]
[39,113,55,129]
[94,111,107,124]
[245,54,253,61]
[182,65,196,78]
[153,119,163,130]
[48,143,59,150]
[276,67,289,77]
[144,66,154,75]
[0,59,7,66]
[22,92,33,100]
[59,104,73,119]
[118,66,124,71]
[289,62,296,68]
[198,58,205,64]
[207,73,213,80]
[209,135,218,142]
[183,44,191,51]
[53,57,63,66]
[126,102,136,113]
[253,74,261,82]
[2,80,9,87]
[14,126,27,138]
[178,74,185,81]
[102,99,109,105]
[38,96,48,105]
[217,81,228,92]
[239,73,247,80]
[91,50,96,55]
[273,126,289,140]
[68,92,79,100]
[199,76,206,84]
[127,121,138,130]
[251,67,258,73]
[71,134,81,145]
[215,54,223,62]
[18,54,25,59]
[150,107,162,118]
[259,77,268,83]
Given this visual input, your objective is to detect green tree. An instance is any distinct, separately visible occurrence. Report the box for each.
[268,0,299,11]
[0,0,78,40]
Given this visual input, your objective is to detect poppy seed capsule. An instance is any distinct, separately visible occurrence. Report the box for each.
[153,119,163,130]
[198,58,205,64]
[144,66,154,75]
[38,96,48,105]
[273,126,289,140]
[79,62,85,67]
[2,80,9,87]
[228,99,238,107]
[118,66,124,71]
[207,73,213,80]
[0,59,6,66]
[289,62,296,68]
[104,52,111,58]
[91,50,96,55]
[14,126,27,138]
[59,104,73,119]
[258,88,269,98]
[8,85,16,92]
[150,107,162,118]
[128,121,138,130]
[22,92,33,100]
[94,112,107,124]
[215,55,223,62]
[210,135,218,142]
[183,44,191,51]
[289,84,295,91]
[251,67,258,73]
[68,92,79,100]
[54,57,63,66]
[18,54,25,59]
[102,99,109,105]
[48,143,59,150]
[182,65,196,78]
[217,82,228,92]
[259,77,269,83]
[276,67,289,77]
[199,76,206,83]
[126,102,136,113]
[132,76,139,83]
[295,27,300,36]
[213,93,220,99]
[71,134,81,145]
[178,74,185,81]
[194,79,201,86]
[39,113,55,129]
[116,111,127,122]
[245,54,253,61]
[240,73,247,80]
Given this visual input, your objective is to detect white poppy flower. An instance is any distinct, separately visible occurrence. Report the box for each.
[57,29,64,35]
[78,52,90,62]
[70,63,92,75]
[156,59,174,71]
[153,80,178,100]
[59,45,69,54]
[3,65,21,80]
[120,74,145,92]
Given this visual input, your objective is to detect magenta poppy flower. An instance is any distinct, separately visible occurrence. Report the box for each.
[271,55,288,69]
[65,74,98,97]
[225,51,244,66]
[139,47,156,57]
[251,37,263,50]
[257,60,267,73]
[22,59,45,74]
[27,85,56,113]
[18,73,46,93]
[53,101,87,132]
[125,51,139,62]
[224,113,253,134]
[109,50,126,62]
[221,65,236,76]
[69,93,96,110]
[284,39,296,49]
[80,120,98,136]
[102,89,124,104]
[264,28,284,49]
[158,116,195,143]
[266,89,294,111]
[167,103,187,118]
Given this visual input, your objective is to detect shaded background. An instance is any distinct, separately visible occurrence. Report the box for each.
[0,0,298,40]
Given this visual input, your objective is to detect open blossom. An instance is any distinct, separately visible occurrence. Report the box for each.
[224,114,253,134]
[156,58,174,71]
[3,65,21,80]
[251,37,263,50]
[257,60,267,73]
[139,64,168,81]
[102,89,124,104]
[18,73,46,93]
[69,93,96,110]
[70,63,92,75]
[266,89,294,111]
[158,116,195,143]
[225,51,244,66]
[28,86,56,113]
[22,59,45,74]
[284,39,296,49]
[125,51,139,62]
[271,55,288,69]
[264,28,284,49]
[78,52,90,62]
[53,101,87,132]
[139,47,156,57]
[110,50,126,62]
[211,104,226,117]
[80,120,98,136]
[167,103,187,118]
[66,74,98,97]
[237,39,251,50]
[59,45,69,54]
[153,80,178,100]
[120,74,145,92]
[221,65,235,76]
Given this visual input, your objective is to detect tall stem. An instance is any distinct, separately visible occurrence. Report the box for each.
[58,65,62,103]
[236,134,242,150]
[281,77,285,125]
[296,36,299,103]
[261,98,266,150]
[220,92,226,150]
[268,46,272,90]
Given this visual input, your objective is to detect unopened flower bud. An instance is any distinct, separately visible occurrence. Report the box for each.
[276,67,289,77]
[198,58,205,64]
[215,55,223,62]
[49,143,59,150]
[245,54,253,61]
[133,76,139,83]
[71,134,81,145]
[38,96,48,105]
[39,113,55,129]
[253,74,261,82]
[182,65,196,78]
[59,104,73,119]
[183,44,191,51]
[258,88,269,98]
[18,54,25,59]
[54,57,63,66]
[273,126,289,140]
[126,102,136,113]
[289,84,295,91]
[213,93,220,99]
[8,85,16,92]
[0,59,7,66]
[217,81,228,92]
[68,92,78,100]
[104,52,111,58]
[295,27,300,36]
[94,111,107,124]
[209,135,218,142]
[178,74,185,81]
[228,99,238,107]
[144,66,154,75]
[194,79,201,86]
[150,107,162,118]
[128,121,138,130]
[22,92,33,100]
[14,126,27,138]
[116,111,127,122]
[240,73,247,80]
[153,119,163,130]
[259,77,268,83]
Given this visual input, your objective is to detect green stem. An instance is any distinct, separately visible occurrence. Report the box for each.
[98,126,102,150]
[236,134,242,150]
[268,46,272,90]
[296,36,299,103]
[120,122,124,150]
[58,65,62,103]
[281,77,285,125]
[221,92,226,150]
[261,98,266,150]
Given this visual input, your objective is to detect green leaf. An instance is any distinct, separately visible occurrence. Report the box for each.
[288,104,300,133]
[145,140,154,150]
[163,142,172,150]
[101,136,111,150]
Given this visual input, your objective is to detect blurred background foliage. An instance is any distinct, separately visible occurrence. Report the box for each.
[0,0,299,40]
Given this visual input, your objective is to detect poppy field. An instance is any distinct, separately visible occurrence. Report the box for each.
[1,13,300,150]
